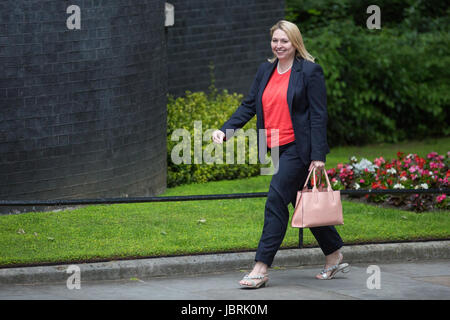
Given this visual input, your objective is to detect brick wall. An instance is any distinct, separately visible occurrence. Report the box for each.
[166,0,285,97]
[0,0,167,212]
[0,0,286,214]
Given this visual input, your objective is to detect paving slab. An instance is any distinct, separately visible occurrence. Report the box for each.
[1,260,449,300]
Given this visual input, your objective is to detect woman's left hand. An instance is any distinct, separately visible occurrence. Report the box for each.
[309,160,325,171]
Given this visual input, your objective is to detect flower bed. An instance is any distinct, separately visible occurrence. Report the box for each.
[324,151,449,212]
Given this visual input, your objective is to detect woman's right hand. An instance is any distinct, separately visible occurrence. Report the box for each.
[212,130,225,144]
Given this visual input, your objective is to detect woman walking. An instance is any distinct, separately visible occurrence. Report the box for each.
[212,20,349,288]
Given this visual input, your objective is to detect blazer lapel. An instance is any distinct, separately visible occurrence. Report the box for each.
[257,60,277,104]
[256,60,277,128]
[287,57,304,115]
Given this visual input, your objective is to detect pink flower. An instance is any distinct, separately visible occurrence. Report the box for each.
[360,179,365,183]
[411,174,417,180]
[436,194,446,203]
[430,162,444,169]
[374,157,385,167]
[430,162,439,169]
[408,166,417,173]
[427,152,438,159]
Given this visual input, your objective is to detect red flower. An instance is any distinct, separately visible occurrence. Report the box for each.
[416,156,426,169]
[371,181,387,189]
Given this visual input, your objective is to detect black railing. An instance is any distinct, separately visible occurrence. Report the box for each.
[1,188,448,206]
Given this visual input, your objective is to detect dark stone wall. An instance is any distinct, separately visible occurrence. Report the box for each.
[0,0,286,213]
[166,0,285,97]
[0,0,167,212]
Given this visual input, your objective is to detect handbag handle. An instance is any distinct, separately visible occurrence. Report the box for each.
[301,167,333,192]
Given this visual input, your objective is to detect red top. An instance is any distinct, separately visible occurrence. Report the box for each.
[262,68,295,148]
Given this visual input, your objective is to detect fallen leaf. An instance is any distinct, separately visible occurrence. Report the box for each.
[197,219,206,224]
[17,229,25,234]
[160,231,167,236]
[47,237,55,241]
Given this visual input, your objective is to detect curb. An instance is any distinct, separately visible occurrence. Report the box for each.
[0,240,449,285]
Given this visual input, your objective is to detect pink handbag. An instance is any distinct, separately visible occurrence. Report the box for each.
[291,167,344,228]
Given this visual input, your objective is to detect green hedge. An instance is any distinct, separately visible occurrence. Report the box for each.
[285,0,450,145]
[304,20,449,146]
[166,87,262,187]
[286,0,449,32]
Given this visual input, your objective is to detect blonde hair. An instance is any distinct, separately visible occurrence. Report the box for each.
[268,20,315,63]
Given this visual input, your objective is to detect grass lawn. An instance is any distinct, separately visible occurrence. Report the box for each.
[0,137,449,268]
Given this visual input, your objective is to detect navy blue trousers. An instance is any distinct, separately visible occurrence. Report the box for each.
[255,141,343,267]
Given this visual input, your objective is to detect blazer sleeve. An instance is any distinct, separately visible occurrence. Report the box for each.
[219,63,265,140]
[306,63,330,162]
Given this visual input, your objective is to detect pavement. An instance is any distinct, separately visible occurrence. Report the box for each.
[0,240,449,300]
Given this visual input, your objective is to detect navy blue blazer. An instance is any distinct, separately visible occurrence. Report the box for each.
[219,57,330,167]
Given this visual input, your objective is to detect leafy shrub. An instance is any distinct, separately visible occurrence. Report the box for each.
[166,87,261,187]
[286,0,450,146]
[303,20,450,146]
[286,0,449,31]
